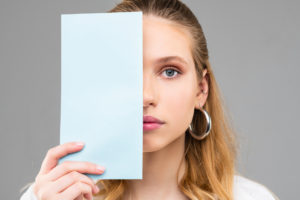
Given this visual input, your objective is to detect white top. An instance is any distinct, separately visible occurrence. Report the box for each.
[20,175,279,200]
[232,175,279,200]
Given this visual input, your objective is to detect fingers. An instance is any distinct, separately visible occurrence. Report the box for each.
[33,142,104,200]
[74,194,84,200]
[58,181,93,200]
[49,171,99,194]
[38,141,85,175]
[45,160,105,182]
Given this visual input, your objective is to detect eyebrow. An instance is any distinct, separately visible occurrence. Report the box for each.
[154,56,188,66]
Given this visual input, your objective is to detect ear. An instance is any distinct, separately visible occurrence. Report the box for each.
[194,68,209,109]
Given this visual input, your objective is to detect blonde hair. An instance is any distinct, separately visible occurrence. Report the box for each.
[95,0,239,199]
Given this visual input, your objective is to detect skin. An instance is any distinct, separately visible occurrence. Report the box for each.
[123,15,209,200]
[33,142,103,200]
[32,15,209,200]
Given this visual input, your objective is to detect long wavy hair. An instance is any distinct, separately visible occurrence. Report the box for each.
[94,0,239,199]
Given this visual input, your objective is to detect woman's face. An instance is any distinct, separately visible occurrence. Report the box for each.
[143,15,208,153]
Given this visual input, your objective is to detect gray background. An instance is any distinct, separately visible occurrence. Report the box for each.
[0,0,299,199]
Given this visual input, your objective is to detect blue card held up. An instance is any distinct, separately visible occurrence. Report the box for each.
[59,12,143,180]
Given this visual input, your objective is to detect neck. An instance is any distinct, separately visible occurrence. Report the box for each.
[125,134,188,200]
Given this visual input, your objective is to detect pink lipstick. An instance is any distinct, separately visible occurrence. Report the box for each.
[143,115,165,131]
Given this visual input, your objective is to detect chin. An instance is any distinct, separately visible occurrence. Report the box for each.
[142,133,168,153]
[143,145,163,153]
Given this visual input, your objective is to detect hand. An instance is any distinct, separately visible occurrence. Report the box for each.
[32,142,105,200]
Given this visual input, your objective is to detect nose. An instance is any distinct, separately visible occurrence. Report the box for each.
[143,73,157,109]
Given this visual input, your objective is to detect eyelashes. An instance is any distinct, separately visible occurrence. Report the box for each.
[161,66,182,79]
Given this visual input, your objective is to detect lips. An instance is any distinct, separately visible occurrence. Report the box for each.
[143,115,164,124]
[143,115,165,131]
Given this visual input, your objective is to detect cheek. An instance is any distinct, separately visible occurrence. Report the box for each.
[160,78,196,135]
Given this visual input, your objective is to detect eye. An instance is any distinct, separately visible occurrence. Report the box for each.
[161,66,182,79]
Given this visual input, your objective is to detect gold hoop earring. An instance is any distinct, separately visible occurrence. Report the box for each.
[188,103,211,140]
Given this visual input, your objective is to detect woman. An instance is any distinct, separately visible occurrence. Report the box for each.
[20,0,280,199]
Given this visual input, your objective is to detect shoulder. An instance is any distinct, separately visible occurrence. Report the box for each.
[233,174,280,200]
[19,182,38,200]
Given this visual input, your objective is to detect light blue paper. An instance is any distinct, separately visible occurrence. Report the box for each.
[59,12,143,180]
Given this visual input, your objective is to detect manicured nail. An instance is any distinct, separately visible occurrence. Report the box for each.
[95,185,100,193]
[96,165,105,172]
[75,142,85,147]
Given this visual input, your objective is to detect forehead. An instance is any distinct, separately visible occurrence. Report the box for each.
[143,15,193,66]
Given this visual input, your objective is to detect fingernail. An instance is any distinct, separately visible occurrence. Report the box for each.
[75,142,85,147]
[96,165,105,172]
[95,185,100,193]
